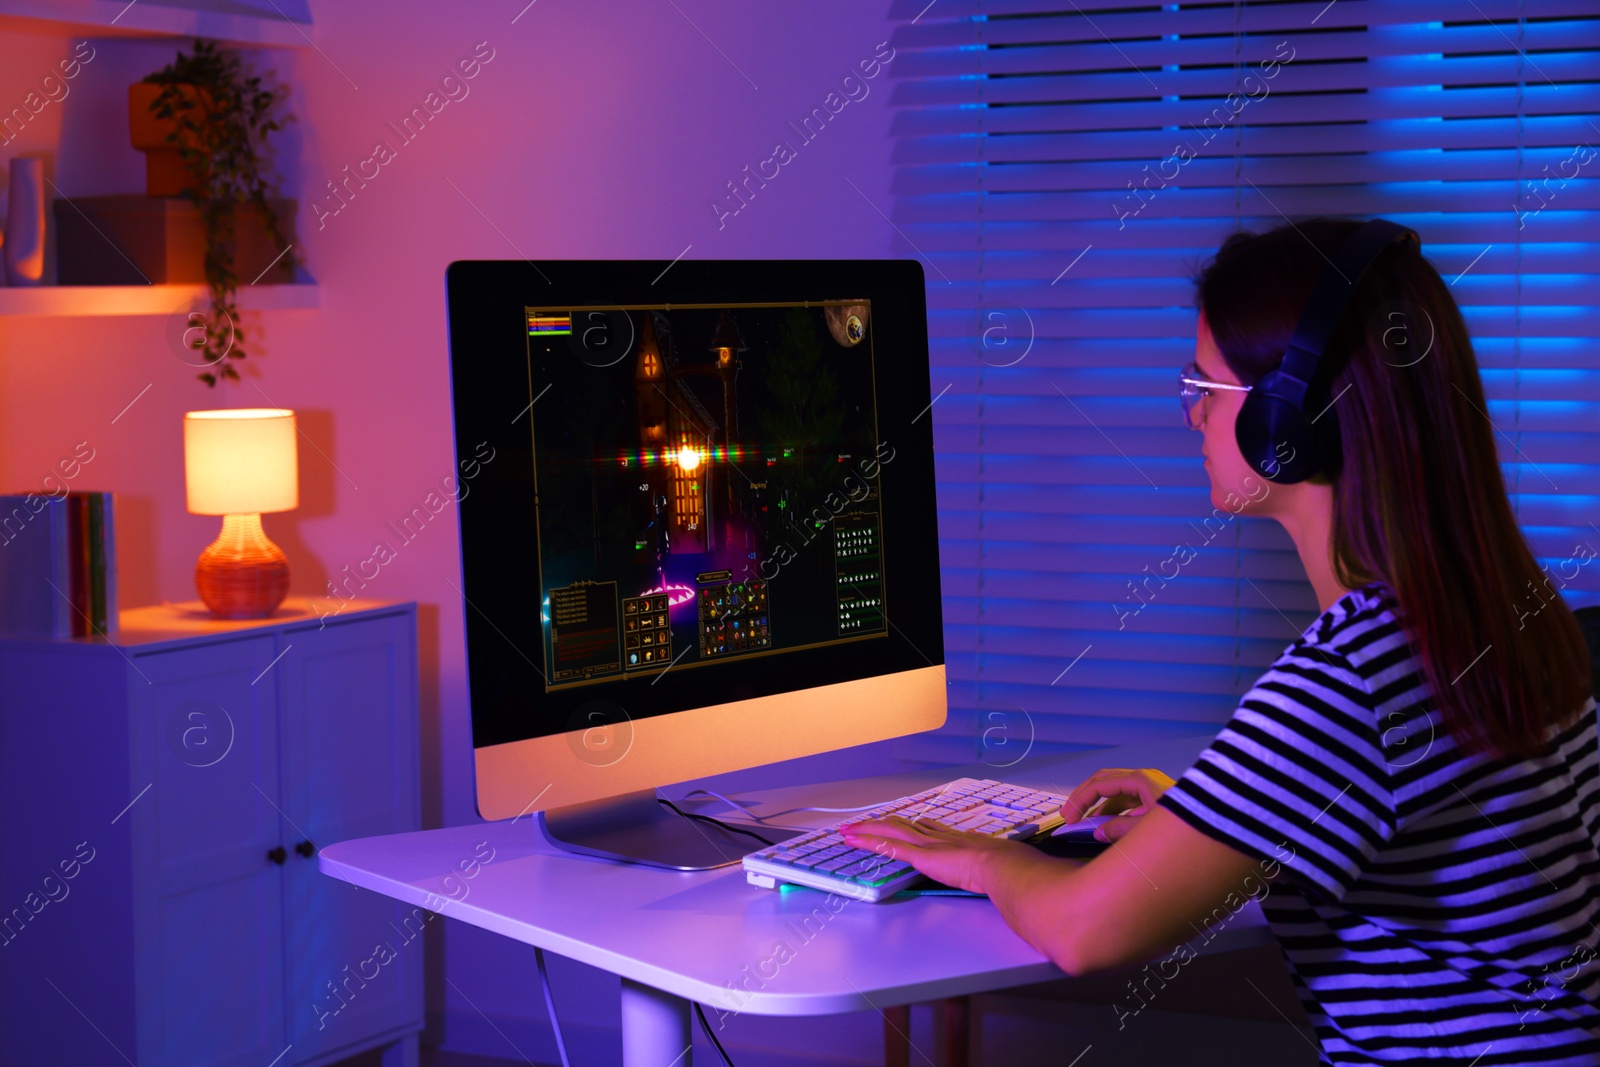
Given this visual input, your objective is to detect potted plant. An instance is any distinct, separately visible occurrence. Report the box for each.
[135,40,293,385]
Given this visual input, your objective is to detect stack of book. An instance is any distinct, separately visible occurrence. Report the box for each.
[0,492,117,638]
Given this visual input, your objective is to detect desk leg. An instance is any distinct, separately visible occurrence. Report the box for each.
[621,977,692,1067]
[883,1004,911,1067]
[938,996,971,1067]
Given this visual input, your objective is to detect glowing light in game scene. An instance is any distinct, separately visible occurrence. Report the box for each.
[640,583,695,608]
[614,445,744,468]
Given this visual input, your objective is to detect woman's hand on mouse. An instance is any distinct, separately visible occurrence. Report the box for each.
[838,815,1038,895]
[1061,768,1176,843]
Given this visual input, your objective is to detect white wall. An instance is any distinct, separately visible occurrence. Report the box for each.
[0,2,907,1060]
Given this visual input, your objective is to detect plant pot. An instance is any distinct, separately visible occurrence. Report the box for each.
[129,82,209,198]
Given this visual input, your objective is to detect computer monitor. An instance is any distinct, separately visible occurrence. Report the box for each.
[446,259,946,868]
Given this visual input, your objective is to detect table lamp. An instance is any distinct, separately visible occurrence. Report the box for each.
[184,408,298,618]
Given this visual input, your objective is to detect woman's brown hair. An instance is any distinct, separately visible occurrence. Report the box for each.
[1195,217,1591,760]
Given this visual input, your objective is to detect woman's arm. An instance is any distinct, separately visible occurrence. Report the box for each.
[997,805,1276,973]
[843,802,1279,976]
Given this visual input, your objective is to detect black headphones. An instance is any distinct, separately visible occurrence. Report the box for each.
[1234,218,1420,484]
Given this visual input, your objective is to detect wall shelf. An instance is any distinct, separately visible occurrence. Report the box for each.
[0,282,319,316]
[0,0,312,49]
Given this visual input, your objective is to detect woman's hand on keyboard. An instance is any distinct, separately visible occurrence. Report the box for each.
[1061,768,1176,843]
[837,816,1029,895]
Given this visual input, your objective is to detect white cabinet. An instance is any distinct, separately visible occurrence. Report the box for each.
[133,635,288,1067]
[0,600,422,1067]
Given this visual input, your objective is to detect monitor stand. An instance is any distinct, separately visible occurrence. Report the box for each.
[537,788,806,871]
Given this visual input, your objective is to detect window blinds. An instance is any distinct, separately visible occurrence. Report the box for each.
[885,0,1600,767]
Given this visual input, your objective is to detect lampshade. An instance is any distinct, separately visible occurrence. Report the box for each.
[184,408,299,515]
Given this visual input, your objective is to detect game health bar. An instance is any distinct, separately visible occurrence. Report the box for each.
[527,313,572,336]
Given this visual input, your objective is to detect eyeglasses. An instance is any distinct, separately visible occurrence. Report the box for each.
[1178,362,1251,429]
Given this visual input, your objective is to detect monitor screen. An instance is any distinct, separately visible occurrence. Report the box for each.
[447,260,944,819]
[528,300,888,688]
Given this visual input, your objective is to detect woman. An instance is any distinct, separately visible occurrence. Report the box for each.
[842,218,1599,1064]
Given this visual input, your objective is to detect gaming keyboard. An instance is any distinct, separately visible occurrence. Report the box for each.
[742,777,1072,902]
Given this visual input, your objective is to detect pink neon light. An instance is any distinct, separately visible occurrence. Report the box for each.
[640,583,695,608]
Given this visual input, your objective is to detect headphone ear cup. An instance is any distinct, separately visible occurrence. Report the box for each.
[1236,370,1314,483]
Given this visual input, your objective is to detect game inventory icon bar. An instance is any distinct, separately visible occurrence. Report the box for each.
[699,579,771,657]
[835,514,885,635]
[623,594,672,668]
[527,313,572,336]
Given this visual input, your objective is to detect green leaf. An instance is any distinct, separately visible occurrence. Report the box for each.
[142,37,293,387]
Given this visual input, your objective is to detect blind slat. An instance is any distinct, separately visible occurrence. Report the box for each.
[897,144,1599,179]
[892,62,1600,108]
[888,0,1599,44]
[890,123,1600,164]
[897,22,1600,78]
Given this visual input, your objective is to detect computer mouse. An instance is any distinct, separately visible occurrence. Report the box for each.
[1051,814,1114,839]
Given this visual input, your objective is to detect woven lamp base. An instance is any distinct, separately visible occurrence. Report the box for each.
[196,513,290,619]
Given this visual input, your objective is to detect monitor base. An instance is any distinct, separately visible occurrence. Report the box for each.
[536,789,803,871]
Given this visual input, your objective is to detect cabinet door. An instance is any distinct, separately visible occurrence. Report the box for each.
[276,611,423,1062]
[130,636,288,1067]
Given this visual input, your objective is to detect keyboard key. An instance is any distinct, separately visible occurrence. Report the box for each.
[744,778,1084,898]
[856,862,913,885]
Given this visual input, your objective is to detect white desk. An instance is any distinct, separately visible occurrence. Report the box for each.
[320,734,1270,1066]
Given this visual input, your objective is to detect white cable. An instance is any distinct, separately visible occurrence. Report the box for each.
[679,787,901,823]
[535,946,571,1067]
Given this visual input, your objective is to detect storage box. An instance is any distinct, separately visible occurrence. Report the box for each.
[53,195,296,285]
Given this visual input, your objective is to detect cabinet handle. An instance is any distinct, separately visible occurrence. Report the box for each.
[267,846,288,866]
[295,840,316,859]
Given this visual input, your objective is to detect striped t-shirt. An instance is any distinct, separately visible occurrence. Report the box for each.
[1159,581,1600,1065]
